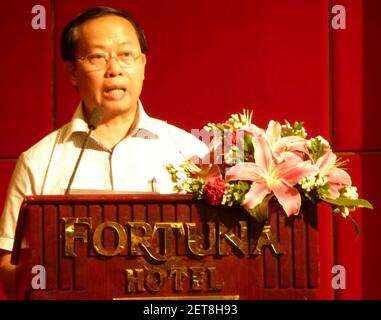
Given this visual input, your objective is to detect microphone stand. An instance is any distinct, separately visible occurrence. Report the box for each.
[65,128,94,195]
[65,106,104,195]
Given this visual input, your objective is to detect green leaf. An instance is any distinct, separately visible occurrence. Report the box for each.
[245,194,272,223]
[323,197,374,209]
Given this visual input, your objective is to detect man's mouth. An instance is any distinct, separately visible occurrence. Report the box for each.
[103,86,127,99]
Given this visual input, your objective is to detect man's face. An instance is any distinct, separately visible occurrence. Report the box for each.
[66,14,146,117]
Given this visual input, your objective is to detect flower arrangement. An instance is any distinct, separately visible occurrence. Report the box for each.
[166,110,373,233]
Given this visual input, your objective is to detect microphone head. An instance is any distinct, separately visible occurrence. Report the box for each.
[88,106,104,130]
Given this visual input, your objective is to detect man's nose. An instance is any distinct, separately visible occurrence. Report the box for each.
[105,57,123,77]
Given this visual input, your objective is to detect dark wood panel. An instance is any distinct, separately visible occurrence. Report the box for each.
[293,215,307,288]
[247,215,265,299]
[264,211,278,288]
[58,205,72,290]
[43,205,58,290]
[176,203,191,255]
[147,204,161,254]
[132,204,147,221]
[306,204,319,288]
[278,207,292,288]
[14,195,318,299]
[29,205,43,270]
[73,205,87,290]
[118,204,132,227]
[88,204,102,257]
[103,204,118,253]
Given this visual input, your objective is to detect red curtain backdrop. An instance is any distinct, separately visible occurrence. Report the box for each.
[0,0,380,300]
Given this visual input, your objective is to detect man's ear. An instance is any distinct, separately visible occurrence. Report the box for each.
[141,54,147,80]
[64,61,78,86]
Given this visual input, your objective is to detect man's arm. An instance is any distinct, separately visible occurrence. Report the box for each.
[0,249,16,299]
[0,153,34,300]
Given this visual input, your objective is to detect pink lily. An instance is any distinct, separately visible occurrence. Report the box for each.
[207,125,264,165]
[244,123,266,138]
[226,136,318,216]
[266,120,308,160]
[316,150,351,199]
[183,158,223,183]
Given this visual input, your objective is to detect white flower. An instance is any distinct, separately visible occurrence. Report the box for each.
[203,123,215,132]
[231,114,239,122]
[176,178,191,193]
[342,186,359,200]
[318,136,329,144]
[307,136,329,149]
[222,190,233,206]
[315,175,328,187]
[221,194,227,205]
[233,122,242,129]
[316,136,330,147]
[299,175,317,192]
[299,174,328,192]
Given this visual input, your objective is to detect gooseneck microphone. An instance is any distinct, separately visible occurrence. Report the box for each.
[65,106,104,195]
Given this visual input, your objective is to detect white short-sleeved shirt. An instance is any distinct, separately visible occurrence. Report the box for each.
[0,101,208,251]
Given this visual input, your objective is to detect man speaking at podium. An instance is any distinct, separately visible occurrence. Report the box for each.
[0,7,208,298]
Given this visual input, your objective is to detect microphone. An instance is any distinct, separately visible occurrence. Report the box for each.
[65,106,104,195]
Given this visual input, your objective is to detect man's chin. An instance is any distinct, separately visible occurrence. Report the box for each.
[101,99,138,116]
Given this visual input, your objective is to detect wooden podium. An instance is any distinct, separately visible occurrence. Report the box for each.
[11,194,319,300]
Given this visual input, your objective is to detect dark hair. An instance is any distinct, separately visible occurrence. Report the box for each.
[61,6,148,62]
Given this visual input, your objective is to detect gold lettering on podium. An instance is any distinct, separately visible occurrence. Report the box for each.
[252,224,285,255]
[128,222,167,262]
[61,219,284,259]
[152,222,185,259]
[61,217,92,257]
[92,221,127,256]
[58,212,287,296]
[169,267,188,291]
[207,267,224,291]
[189,266,205,291]
[218,221,249,255]
[145,268,167,292]
[186,222,216,256]
[125,268,145,293]
[125,266,223,293]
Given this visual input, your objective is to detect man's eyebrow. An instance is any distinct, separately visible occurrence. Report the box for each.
[89,41,136,49]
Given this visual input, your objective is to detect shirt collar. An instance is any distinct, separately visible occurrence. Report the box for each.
[63,100,159,143]
[130,101,159,139]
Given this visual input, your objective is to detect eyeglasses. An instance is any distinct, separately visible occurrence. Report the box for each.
[76,50,144,71]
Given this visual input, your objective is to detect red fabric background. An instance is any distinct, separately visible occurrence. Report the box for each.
[0,0,380,299]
